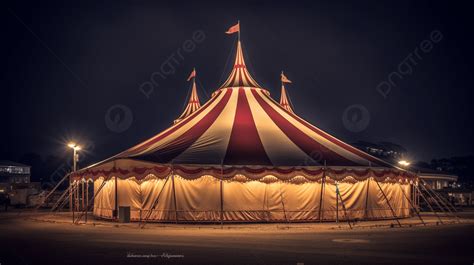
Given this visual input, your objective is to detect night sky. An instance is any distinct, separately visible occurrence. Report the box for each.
[2,1,473,167]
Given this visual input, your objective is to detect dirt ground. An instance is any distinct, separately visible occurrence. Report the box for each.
[0,210,473,265]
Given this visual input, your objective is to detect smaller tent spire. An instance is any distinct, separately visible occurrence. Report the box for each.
[279,71,294,113]
[174,69,201,124]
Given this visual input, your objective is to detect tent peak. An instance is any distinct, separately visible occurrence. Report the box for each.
[219,40,262,89]
[174,78,201,124]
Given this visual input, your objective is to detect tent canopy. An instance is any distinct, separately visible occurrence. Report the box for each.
[74,39,412,181]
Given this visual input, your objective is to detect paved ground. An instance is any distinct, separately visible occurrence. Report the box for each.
[0,211,473,265]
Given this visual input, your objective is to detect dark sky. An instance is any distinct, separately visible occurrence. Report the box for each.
[2,1,473,166]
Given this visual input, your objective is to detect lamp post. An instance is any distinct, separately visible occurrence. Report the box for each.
[68,143,81,214]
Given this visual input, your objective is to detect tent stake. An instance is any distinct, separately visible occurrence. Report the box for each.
[374,179,402,227]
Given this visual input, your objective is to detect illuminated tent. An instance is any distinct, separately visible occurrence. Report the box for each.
[72,37,415,223]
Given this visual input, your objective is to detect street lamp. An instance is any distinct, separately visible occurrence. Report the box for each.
[398,160,411,167]
[67,142,81,215]
[67,142,81,172]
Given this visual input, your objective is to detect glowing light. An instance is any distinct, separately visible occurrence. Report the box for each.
[398,160,410,167]
[67,142,81,150]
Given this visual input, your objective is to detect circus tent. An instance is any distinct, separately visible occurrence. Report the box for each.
[71,27,416,223]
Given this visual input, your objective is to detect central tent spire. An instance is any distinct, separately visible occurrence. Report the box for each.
[220,22,262,89]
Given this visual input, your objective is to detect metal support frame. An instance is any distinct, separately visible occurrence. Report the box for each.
[419,181,457,223]
[374,179,402,227]
[420,180,460,223]
[399,181,425,225]
[414,184,443,224]
[74,175,112,224]
[35,172,71,211]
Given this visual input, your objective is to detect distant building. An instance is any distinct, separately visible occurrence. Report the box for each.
[0,160,31,191]
[352,141,407,163]
[0,160,39,206]
[415,168,458,190]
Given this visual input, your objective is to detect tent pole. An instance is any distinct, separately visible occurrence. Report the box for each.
[220,179,224,227]
[72,181,75,223]
[85,180,89,223]
[171,169,178,224]
[374,179,402,227]
[399,181,425,226]
[220,162,224,227]
[336,182,352,229]
[364,178,370,220]
[76,181,80,211]
[336,185,339,224]
[69,175,72,213]
[414,183,443,224]
[278,182,289,225]
[114,176,118,220]
[81,179,85,211]
[318,172,325,222]
[263,184,268,222]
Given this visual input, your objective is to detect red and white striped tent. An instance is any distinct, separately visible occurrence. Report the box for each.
[72,35,415,222]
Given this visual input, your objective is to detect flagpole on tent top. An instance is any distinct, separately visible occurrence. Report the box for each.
[238,20,240,41]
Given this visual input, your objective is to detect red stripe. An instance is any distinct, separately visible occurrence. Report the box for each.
[121,90,223,156]
[251,89,360,166]
[224,88,271,165]
[136,89,233,163]
[262,93,390,167]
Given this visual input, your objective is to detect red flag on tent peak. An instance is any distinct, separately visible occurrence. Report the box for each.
[225,22,240,35]
[187,68,196,81]
[281,72,292,83]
